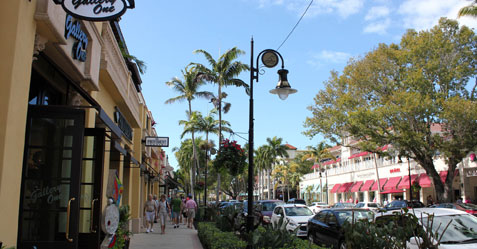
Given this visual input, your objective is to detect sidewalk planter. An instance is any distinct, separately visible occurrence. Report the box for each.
[197,222,246,249]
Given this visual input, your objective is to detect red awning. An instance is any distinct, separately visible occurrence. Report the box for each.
[322,158,341,166]
[350,181,364,192]
[311,164,319,170]
[418,173,432,188]
[398,174,418,189]
[381,189,405,194]
[338,182,354,193]
[348,151,370,159]
[330,184,341,193]
[383,176,402,191]
[361,180,375,192]
[370,178,388,191]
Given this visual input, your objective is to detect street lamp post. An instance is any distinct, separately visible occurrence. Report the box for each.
[247,38,297,233]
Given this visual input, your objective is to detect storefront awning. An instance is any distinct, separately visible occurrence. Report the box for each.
[370,178,388,191]
[348,151,370,159]
[383,176,402,191]
[397,174,418,189]
[330,184,341,193]
[350,181,363,192]
[338,182,354,193]
[418,173,432,187]
[381,189,404,194]
[361,180,375,192]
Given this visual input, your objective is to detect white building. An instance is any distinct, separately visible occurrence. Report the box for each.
[300,140,477,205]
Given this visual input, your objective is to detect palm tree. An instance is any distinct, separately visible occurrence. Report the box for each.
[305,185,314,204]
[272,162,292,201]
[458,1,477,18]
[255,146,272,200]
[266,137,289,199]
[165,66,213,199]
[195,109,232,205]
[193,47,249,203]
[289,171,302,199]
[303,142,334,203]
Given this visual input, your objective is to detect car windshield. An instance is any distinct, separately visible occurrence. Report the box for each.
[423,214,477,243]
[262,202,284,211]
[459,203,477,210]
[336,210,375,225]
[285,206,313,216]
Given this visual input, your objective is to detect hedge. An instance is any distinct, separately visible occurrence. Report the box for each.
[197,222,247,249]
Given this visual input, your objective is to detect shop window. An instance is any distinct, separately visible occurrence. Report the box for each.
[359,192,364,202]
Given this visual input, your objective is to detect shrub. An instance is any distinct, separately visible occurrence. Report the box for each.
[198,222,247,249]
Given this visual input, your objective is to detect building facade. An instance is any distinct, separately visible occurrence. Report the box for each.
[0,1,168,248]
[300,141,477,206]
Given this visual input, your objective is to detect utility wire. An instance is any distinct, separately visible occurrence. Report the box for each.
[277,0,314,51]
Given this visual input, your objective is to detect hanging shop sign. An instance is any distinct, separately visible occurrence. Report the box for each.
[144,137,169,147]
[54,0,135,21]
[114,107,133,141]
[64,14,88,62]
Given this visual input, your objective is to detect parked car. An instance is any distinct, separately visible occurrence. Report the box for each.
[257,200,285,224]
[233,201,263,233]
[355,202,382,212]
[287,198,307,205]
[431,203,477,216]
[307,208,375,249]
[271,204,314,237]
[383,200,425,211]
[309,202,330,214]
[375,208,477,248]
[330,202,355,209]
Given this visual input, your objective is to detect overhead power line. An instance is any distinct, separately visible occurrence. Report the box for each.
[277,0,314,51]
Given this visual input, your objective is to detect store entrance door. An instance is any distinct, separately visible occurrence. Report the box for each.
[18,106,84,249]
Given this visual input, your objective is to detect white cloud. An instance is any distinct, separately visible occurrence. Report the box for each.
[255,0,365,18]
[307,50,352,68]
[398,0,477,31]
[365,6,390,21]
[364,18,391,34]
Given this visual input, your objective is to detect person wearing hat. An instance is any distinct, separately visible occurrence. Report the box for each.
[185,194,197,229]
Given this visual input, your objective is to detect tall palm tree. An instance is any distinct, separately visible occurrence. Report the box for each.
[165,66,213,199]
[255,146,273,200]
[195,109,232,205]
[266,137,289,199]
[458,0,477,18]
[303,142,334,202]
[289,171,302,199]
[193,48,249,203]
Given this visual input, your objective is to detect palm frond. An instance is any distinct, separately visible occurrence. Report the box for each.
[193,49,217,68]
[458,4,477,17]
[223,102,231,113]
[165,95,187,104]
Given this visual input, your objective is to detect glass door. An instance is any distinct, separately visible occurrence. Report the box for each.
[78,128,105,249]
[18,106,84,249]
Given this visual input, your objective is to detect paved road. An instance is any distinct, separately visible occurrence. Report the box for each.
[129,222,203,249]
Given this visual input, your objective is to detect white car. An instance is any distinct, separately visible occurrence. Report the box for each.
[376,208,477,248]
[309,202,330,214]
[355,202,382,212]
[271,204,314,237]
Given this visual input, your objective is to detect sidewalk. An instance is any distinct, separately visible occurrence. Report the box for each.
[129,221,203,249]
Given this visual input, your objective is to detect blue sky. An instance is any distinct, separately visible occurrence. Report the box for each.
[120,0,476,170]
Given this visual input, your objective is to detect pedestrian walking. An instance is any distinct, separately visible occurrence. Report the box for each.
[157,194,171,234]
[185,194,197,229]
[143,194,157,233]
[182,196,188,225]
[171,194,182,228]
[153,195,159,223]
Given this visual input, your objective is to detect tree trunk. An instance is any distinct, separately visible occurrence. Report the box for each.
[267,168,271,199]
[287,179,290,201]
[373,154,382,204]
[204,132,209,206]
[188,101,197,199]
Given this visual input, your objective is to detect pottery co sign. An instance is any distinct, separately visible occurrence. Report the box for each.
[54,0,135,21]
[145,137,169,147]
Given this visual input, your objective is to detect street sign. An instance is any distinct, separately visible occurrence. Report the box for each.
[145,136,169,147]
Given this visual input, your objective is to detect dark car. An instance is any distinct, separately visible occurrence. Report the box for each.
[233,201,263,232]
[431,202,477,216]
[307,208,375,249]
[257,200,285,224]
[383,200,425,211]
[330,202,355,209]
[287,198,307,205]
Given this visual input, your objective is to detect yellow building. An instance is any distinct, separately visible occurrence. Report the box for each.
[0,0,167,248]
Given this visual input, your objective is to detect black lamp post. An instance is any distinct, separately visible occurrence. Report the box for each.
[247,38,297,233]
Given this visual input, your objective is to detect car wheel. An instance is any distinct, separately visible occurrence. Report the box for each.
[338,241,346,249]
[308,232,315,244]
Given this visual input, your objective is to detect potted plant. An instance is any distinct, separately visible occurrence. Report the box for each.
[113,205,132,249]
[213,139,246,176]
